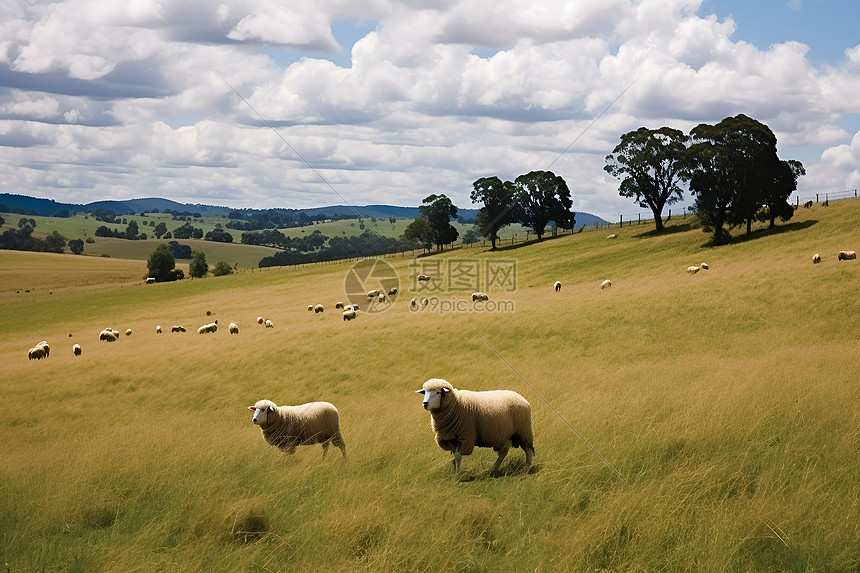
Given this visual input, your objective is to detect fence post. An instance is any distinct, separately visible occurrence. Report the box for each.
[620,215,623,228]
[816,193,819,203]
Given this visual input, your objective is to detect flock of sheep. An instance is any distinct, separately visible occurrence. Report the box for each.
[249,376,535,475]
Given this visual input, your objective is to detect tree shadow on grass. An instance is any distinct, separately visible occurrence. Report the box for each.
[493,233,568,252]
[700,219,819,248]
[634,222,694,239]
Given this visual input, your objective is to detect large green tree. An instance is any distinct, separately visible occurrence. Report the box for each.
[147,243,177,282]
[688,114,781,242]
[471,176,516,249]
[417,194,459,251]
[604,126,690,232]
[513,170,575,240]
[401,217,434,251]
[758,159,805,229]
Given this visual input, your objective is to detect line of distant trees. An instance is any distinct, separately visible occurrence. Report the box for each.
[0,216,83,254]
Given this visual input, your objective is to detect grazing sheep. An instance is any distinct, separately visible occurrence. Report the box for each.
[607,233,617,239]
[171,325,186,333]
[314,304,325,313]
[198,321,218,334]
[367,289,380,300]
[554,281,561,292]
[687,266,700,274]
[343,309,357,321]
[265,319,274,328]
[73,344,81,356]
[388,287,398,296]
[421,297,429,306]
[335,301,344,309]
[601,279,612,289]
[378,293,386,303]
[156,325,162,334]
[700,262,709,270]
[35,341,50,357]
[411,298,417,310]
[99,328,119,342]
[471,292,489,302]
[416,378,534,475]
[145,277,156,284]
[307,305,313,312]
[125,329,132,336]
[197,326,206,335]
[249,399,346,457]
[838,250,857,261]
[28,345,48,360]
[812,253,821,264]
[352,303,360,311]
[417,274,431,281]
[257,316,265,324]
[229,322,239,334]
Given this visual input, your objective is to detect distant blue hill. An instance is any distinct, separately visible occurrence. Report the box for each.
[0,193,608,226]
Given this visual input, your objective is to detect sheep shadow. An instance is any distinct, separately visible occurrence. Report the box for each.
[454,460,540,482]
[634,222,694,238]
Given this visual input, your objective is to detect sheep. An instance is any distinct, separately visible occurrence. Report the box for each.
[314,304,325,313]
[471,292,489,302]
[378,293,386,303]
[248,399,346,457]
[367,289,380,300]
[416,378,534,475]
[687,266,700,274]
[229,322,239,334]
[171,326,186,333]
[417,274,431,282]
[601,279,612,289]
[156,325,162,334]
[410,298,417,310]
[307,305,313,312]
[145,277,156,284]
[812,253,821,264]
[99,328,119,342]
[838,250,857,261]
[606,233,617,239]
[700,262,709,270]
[257,316,265,324]
[421,297,429,306]
[73,343,81,356]
[554,281,561,292]
[198,321,218,334]
[197,326,206,335]
[265,319,274,328]
[35,340,50,357]
[28,345,48,360]
[125,328,132,336]
[335,301,344,309]
[388,287,398,296]
[343,309,357,321]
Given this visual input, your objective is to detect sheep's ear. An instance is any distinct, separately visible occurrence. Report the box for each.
[248,406,256,411]
[415,389,425,394]
[441,387,450,394]
[267,406,274,412]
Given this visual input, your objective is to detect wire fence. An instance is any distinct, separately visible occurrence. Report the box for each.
[245,190,859,271]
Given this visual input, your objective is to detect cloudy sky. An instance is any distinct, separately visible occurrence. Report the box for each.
[1,0,859,219]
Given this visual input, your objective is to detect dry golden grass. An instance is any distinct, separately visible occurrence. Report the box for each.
[1,199,859,571]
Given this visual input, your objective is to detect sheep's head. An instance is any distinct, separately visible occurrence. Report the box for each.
[416,378,454,411]
[249,400,277,425]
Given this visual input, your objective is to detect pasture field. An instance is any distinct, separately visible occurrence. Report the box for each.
[2,200,859,571]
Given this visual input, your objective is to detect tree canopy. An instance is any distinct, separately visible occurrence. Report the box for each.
[471,176,516,249]
[513,170,575,240]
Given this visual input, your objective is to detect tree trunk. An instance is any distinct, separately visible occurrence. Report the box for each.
[653,207,664,232]
[746,218,752,235]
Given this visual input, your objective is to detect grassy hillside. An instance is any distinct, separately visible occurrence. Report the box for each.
[1,199,859,571]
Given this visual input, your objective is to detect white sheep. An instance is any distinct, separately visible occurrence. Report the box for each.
[307,305,314,312]
[366,289,380,300]
[421,297,429,306]
[388,287,398,296]
[257,316,265,324]
[416,378,534,475]
[601,279,612,289]
[229,322,239,334]
[314,304,325,313]
[145,277,156,284]
[73,343,81,356]
[812,253,821,264]
[343,309,357,321]
[687,266,700,274]
[417,274,431,282]
[335,301,344,309]
[249,399,346,457]
[156,325,162,334]
[28,345,48,360]
[471,292,489,302]
[607,233,617,239]
[197,326,206,335]
[265,319,274,328]
[410,298,417,309]
[554,281,561,292]
[378,293,386,303]
[838,250,857,261]
[700,262,709,270]
[171,325,186,333]
[99,328,119,342]
[125,328,132,336]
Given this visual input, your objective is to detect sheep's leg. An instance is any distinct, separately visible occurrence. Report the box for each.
[452,451,462,474]
[321,440,330,458]
[490,443,510,474]
[524,446,534,467]
[333,434,347,457]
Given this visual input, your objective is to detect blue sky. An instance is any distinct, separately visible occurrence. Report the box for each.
[0,1,858,218]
